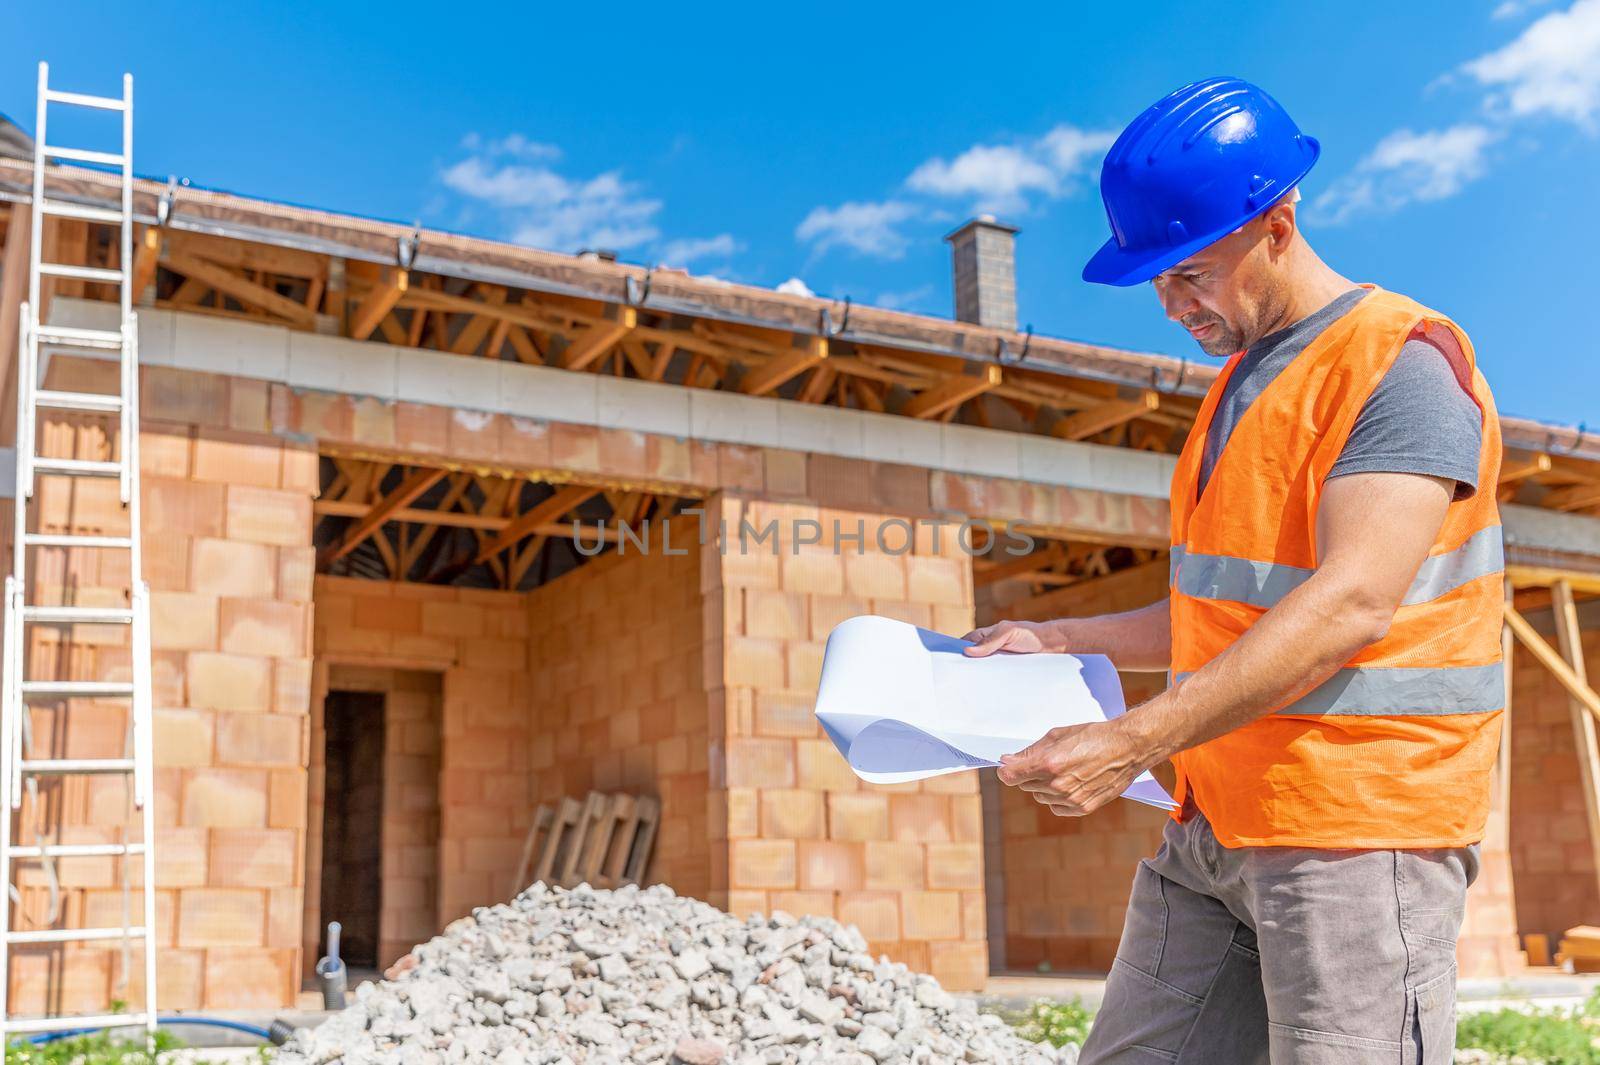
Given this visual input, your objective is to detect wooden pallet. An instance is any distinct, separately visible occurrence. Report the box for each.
[513,791,660,893]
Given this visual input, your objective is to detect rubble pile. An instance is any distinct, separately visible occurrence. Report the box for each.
[277,882,1075,1065]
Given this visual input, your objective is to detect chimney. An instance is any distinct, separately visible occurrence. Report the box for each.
[945,215,1019,332]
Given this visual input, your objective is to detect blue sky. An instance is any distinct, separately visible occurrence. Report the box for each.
[6,1,1598,426]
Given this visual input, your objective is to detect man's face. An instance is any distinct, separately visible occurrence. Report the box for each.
[1151,216,1284,357]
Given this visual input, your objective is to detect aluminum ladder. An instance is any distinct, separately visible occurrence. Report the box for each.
[0,62,156,1052]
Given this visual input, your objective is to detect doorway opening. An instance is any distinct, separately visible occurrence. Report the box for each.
[318,690,385,969]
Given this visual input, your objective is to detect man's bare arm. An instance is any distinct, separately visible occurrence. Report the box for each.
[997,470,1455,813]
[961,599,1173,671]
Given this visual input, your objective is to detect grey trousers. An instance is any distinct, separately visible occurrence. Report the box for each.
[1080,801,1478,1064]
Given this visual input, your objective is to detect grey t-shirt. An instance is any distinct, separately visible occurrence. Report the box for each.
[1196,288,1482,500]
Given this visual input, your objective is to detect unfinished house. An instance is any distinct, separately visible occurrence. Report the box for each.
[3,116,1600,1019]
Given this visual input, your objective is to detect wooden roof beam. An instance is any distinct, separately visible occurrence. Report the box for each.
[1500,449,1552,486]
[902,364,1003,419]
[1543,482,1600,512]
[319,466,447,566]
[741,335,828,396]
[351,268,409,340]
[472,484,602,564]
[559,307,637,371]
[1051,392,1160,441]
[163,250,317,327]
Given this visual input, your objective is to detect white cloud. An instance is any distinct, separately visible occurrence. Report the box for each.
[905,123,1114,214]
[776,277,815,298]
[875,285,935,312]
[1462,0,1600,125]
[658,233,743,266]
[441,149,662,252]
[460,132,561,159]
[795,200,919,259]
[1312,124,1499,224]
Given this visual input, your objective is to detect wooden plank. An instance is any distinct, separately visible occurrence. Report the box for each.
[559,792,613,887]
[450,285,507,355]
[351,268,409,340]
[622,796,660,885]
[472,484,601,565]
[313,497,622,543]
[1503,603,1600,723]
[903,364,1002,419]
[1543,482,1600,512]
[130,226,161,304]
[0,202,30,446]
[1499,448,1552,485]
[319,466,447,566]
[533,797,582,885]
[166,229,327,279]
[1553,579,1600,902]
[558,307,638,371]
[1052,393,1161,441]
[514,804,555,892]
[974,541,1069,587]
[740,335,828,396]
[1507,565,1600,595]
[164,250,318,327]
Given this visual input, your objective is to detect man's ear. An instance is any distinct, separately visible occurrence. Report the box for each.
[1263,200,1297,255]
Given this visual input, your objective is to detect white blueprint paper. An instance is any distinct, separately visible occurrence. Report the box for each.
[814,615,1176,811]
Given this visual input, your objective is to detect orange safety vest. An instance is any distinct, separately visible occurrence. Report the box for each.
[1168,286,1504,849]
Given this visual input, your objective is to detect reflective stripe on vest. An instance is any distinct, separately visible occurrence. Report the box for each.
[1172,660,1504,716]
[1170,526,1504,610]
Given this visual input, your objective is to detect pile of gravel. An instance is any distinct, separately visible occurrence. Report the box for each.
[276,882,1075,1065]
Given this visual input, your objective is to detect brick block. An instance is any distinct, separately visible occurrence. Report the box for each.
[274,657,313,714]
[926,842,983,889]
[225,484,312,547]
[220,598,307,658]
[726,788,759,839]
[902,891,962,940]
[837,892,902,941]
[786,641,825,693]
[928,940,988,992]
[193,432,281,488]
[865,841,926,891]
[151,591,220,651]
[421,600,484,639]
[760,788,825,839]
[143,366,227,427]
[191,538,277,598]
[182,768,269,827]
[744,589,807,640]
[154,709,215,767]
[203,947,294,1009]
[187,651,273,712]
[501,417,552,467]
[795,739,860,792]
[216,712,304,767]
[906,556,970,606]
[809,595,871,640]
[269,770,307,830]
[140,426,191,479]
[843,551,906,599]
[797,840,865,891]
[890,794,953,842]
[781,547,844,596]
[177,888,266,947]
[229,377,271,433]
[143,479,225,538]
[729,840,796,890]
[753,690,821,739]
[828,793,891,841]
[726,637,785,688]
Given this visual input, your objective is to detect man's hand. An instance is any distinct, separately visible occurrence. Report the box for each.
[996,720,1149,817]
[962,619,1054,657]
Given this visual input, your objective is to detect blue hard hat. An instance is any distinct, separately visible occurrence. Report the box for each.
[1083,77,1320,287]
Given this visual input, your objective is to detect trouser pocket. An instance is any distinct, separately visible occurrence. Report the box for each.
[1404,966,1456,1065]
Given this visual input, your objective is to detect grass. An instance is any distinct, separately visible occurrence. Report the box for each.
[3,1028,186,1064]
[1453,988,1600,1064]
[996,989,1600,1063]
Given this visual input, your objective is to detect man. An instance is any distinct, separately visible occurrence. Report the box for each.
[965,77,1503,1063]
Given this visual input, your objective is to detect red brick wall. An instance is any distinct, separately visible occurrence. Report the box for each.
[6,359,315,1013]
[524,517,712,898]
[309,576,531,950]
[979,561,1171,972]
[1509,623,1600,946]
[702,495,988,991]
